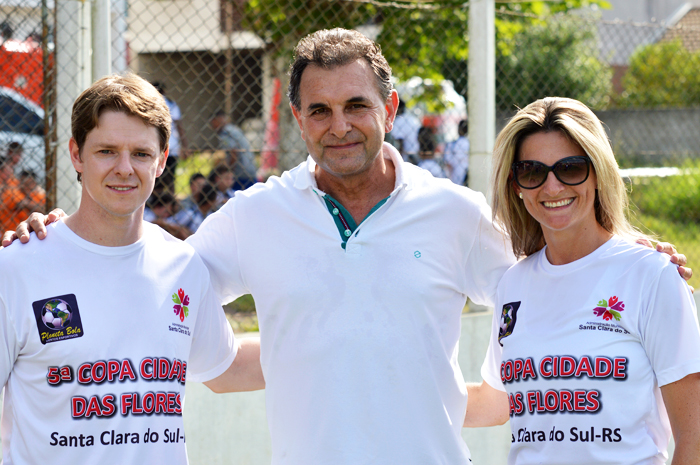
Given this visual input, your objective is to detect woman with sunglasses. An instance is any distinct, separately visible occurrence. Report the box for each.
[464,97,700,464]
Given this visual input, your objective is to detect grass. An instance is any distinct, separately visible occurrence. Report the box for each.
[630,213,700,291]
[628,161,700,290]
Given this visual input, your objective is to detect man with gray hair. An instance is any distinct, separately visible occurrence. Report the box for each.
[192,27,514,464]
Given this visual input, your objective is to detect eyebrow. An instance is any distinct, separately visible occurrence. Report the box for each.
[306,96,371,112]
[97,143,157,153]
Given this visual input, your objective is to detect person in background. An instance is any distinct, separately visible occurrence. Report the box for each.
[6,142,23,174]
[144,192,190,240]
[444,119,469,186]
[0,151,22,234]
[417,126,447,178]
[464,97,700,465]
[391,98,421,164]
[180,172,206,212]
[16,170,46,223]
[144,191,177,223]
[209,111,256,191]
[171,182,218,235]
[152,81,190,194]
[207,163,235,209]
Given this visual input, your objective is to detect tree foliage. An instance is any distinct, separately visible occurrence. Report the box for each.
[495,15,611,112]
[618,40,700,108]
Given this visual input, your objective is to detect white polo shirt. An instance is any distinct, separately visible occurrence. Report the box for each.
[188,144,515,465]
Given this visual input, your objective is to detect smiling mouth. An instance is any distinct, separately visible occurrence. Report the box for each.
[110,186,136,191]
[543,198,574,208]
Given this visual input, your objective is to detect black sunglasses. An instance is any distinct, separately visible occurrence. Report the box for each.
[512,156,591,190]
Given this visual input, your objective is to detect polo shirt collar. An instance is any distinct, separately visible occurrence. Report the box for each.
[291,142,412,192]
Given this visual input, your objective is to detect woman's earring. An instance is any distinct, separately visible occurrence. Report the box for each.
[518,192,523,199]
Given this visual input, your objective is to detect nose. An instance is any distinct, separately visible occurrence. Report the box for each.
[328,111,352,139]
[540,171,565,195]
[114,152,135,177]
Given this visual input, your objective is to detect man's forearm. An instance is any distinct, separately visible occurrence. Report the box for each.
[204,337,264,393]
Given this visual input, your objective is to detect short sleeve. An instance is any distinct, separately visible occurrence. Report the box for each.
[0,296,20,390]
[463,196,516,307]
[186,283,237,383]
[186,200,247,305]
[480,303,507,392]
[641,264,700,387]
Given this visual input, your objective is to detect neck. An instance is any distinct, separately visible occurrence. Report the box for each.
[543,224,613,265]
[315,155,395,224]
[65,205,145,247]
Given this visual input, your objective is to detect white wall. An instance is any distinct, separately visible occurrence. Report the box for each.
[600,0,700,22]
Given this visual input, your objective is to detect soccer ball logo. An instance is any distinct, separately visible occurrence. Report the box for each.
[498,301,521,346]
[41,299,73,330]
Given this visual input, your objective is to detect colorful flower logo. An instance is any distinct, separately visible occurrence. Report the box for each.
[172,288,190,322]
[593,295,624,321]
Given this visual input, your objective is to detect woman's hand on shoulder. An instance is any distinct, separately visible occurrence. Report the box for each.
[637,239,693,293]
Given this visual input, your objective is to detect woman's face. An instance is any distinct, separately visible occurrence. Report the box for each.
[514,131,599,241]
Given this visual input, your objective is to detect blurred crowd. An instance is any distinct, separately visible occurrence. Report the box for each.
[388,99,470,186]
[0,141,46,234]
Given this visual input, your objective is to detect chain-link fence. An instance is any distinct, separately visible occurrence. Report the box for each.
[1,1,699,288]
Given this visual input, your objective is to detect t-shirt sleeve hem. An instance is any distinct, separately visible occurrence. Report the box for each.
[186,341,238,383]
[656,360,700,387]
[481,367,507,392]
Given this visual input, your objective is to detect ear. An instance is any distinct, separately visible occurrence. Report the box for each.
[511,176,522,199]
[155,147,169,177]
[384,90,399,133]
[69,138,83,173]
[290,103,306,141]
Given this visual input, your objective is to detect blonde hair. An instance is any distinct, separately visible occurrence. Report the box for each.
[491,97,648,257]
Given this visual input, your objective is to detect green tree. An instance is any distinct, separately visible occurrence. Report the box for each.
[495,16,612,112]
[619,40,700,108]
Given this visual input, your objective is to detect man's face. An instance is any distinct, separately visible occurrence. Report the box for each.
[190,177,206,196]
[9,149,22,167]
[215,171,234,191]
[291,59,398,179]
[69,110,167,221]
[210,115,225,132]
[19,175,36,193]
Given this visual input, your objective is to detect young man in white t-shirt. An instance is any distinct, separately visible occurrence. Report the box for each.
[0,74,263,464]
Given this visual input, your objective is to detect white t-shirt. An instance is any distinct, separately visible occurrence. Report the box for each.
[187,145,516,464]
[481,235,700,465]
[0,220,236,464]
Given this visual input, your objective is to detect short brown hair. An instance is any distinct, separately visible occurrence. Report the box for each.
[288,28,393,110]
[71,73,171,181]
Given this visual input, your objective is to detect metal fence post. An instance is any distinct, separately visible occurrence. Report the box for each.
[468,0,495,201]
[55,0,91,213]
[92,0,112,79]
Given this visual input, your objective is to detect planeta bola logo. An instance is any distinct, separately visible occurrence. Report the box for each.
[498,301,521,346]
[593,295,625,321]
[32,294,85,344]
